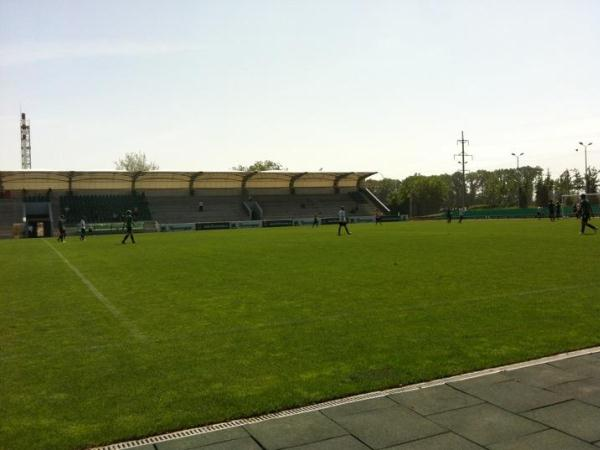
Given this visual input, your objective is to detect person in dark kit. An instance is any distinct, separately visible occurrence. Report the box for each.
[79,218,86,241]
[547,201,555,221]
[57,214,66,243]
[536,206,542,219]
[121,210,136,244]
[555,201,562,219]
[445,207,452,223]
[312,213,320,227]
[337,206,351,236]
[375,210,383,225]
[579,194,597,235]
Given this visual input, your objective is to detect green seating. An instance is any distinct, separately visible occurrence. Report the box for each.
[60,194,152,224]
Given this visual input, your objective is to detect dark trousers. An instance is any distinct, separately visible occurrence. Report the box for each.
[338,222,350,235]
[122,227,135,243]
[581,216,597,233]
[58,229,66,242]
[80,228,86,240]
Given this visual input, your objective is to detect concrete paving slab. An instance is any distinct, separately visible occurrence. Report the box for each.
[196,437,262,450]
[286,435,371,449]
[388,384,483,416]
[331,405,444,449]
[450,380,569,412]
[244,412,346,450]
[547,377,600,407]
[155,428,249,450]
[507,363,587,388]
[488,429,598,450]
[523,399,600,442]
[385,432,485,449]
[127,445,156,450]
[448,372,513,392]
[321,396,397,420]
[549,356,600,379]
[428,403,546,446]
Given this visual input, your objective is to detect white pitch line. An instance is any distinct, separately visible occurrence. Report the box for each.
[43,240,146,342]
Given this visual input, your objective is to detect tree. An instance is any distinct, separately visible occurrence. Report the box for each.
[232,160,286,171]
[586,167,599,193]
[365,178,401,208]
[114,151,159,172]
[571,169,585,192]
[554,170,574,197]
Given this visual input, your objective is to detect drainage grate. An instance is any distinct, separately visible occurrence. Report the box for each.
[91,345,600,450]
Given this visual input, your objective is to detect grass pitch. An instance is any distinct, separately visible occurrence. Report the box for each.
[2,220,600,450]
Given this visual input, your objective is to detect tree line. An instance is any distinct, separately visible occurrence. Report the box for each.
[366,166,600,216]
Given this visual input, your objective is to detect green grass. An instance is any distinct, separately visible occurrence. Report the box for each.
[2,220,600,450]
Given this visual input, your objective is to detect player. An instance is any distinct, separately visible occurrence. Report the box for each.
[79,217,86,241]
[375,210,383,225]
[121,210,136,244]
[579,194,597,235]
[458,206,466,223]
[555,200,561,220]
[547,201,555,221]
[57,214,66,243]
[445,207,452,223]
[312,213,320,228]
[337,206,351,236]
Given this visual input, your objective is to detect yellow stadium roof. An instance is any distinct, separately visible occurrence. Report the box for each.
[0,171,376,191]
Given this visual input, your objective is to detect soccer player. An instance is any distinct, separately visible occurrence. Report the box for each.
[312,213,320,227]
[375,210,383,225]
[446,207,452,223]
[121,210,136,244]
[547,201,555,221]
[555,200,561,220]
[337,206,351,236]
[579,194,597,235]
[57,214,66,243]
[79,217,86,241]
[458,206,465,223]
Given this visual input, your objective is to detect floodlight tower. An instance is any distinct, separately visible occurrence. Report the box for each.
[20,112,32,169]
[454,131,472,208]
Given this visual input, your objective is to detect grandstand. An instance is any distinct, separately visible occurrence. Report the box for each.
[0,171,385,237]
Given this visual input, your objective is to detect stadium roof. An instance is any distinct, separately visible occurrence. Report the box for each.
[0,171,376,191]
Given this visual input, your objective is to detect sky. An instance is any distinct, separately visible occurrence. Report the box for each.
[1,0,599,180]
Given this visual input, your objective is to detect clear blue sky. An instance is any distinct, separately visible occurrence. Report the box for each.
[1,0,599,179]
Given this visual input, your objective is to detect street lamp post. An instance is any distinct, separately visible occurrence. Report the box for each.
[511,152,524,170]
[576,142,593,192]
[511,152,525,207]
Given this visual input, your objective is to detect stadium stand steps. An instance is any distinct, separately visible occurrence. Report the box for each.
[0,199,23,237]
[59,194,152,224]
[254,192,377,220]
[147,195,248,224]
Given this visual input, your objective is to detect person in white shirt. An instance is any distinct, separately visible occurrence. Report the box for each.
[338,206,351,236]
[79,218,86,241]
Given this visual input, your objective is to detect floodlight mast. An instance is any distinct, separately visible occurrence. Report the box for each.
[576,141,593,192]
[454,131,472,209]
[20,112,32,170]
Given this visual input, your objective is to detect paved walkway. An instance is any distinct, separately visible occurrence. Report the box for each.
[117,350,600,450]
